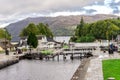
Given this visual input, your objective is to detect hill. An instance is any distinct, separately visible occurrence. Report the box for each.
[6,14,118,41]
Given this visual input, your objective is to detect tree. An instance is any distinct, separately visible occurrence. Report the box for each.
[0,28,11,40]
[75,17,85,37]
[105,21,120,40]
[20,23,53,38]
[20,23,39,36]
[27,33,38,48]
[37,23,53,38]
[72,18,120,42]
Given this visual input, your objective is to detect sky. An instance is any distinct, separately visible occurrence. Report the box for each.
[0,0,120,28]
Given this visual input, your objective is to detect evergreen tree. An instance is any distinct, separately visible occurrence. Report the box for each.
[20,23,39,36]
[27,33,38,48]
[75,17,85,37]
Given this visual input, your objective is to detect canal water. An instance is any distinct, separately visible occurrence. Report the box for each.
[54,36,71,44]
[0,56,80,80]
[0,36,80,80]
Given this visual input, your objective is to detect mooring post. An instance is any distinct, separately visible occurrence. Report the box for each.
[63,54,66,61]
[70,54,73,60]
[57,54,59,61]
[48,56,50,60]
[80,53,82,59]
[52,56,54,61]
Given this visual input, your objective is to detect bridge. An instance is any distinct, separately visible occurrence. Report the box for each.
[23,46,96,61]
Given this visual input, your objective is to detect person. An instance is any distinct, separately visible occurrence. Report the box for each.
[108,44,114,55]
[15,47,18,54]
[18,49,22,54]
[5,49,9,55]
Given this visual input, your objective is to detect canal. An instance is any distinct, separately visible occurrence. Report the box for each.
[0,56,80,80]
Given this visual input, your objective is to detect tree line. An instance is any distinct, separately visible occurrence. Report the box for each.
[20,23,53,48]
[70,17,120,42]
[20,23,53,38]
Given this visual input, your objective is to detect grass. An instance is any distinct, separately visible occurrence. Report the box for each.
[41,49,53,55]
[102,59,120,80]
[0,51,4,54]
[63,45,69,49]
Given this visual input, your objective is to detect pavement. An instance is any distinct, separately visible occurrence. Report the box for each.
[0,52,14,61]
[0,47,120,80]
[0,52,25,61]
[84,47,120,80]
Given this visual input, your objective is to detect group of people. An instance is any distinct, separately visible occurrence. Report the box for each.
[15,47,22,54]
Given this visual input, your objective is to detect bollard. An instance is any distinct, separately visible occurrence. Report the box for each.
[107,77,115,80]
[57,55,59,61]
[52,56,54,61]
[70,54,73,60]
[63,55,66,61]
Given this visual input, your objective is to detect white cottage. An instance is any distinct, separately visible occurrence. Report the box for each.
[19,35,59,49]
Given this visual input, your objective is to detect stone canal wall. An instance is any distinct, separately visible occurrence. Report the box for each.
[71,58,90,80]
[0,56,19,69]
[0,53,28,69]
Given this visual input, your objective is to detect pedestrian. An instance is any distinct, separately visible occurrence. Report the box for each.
[108,44,114,57]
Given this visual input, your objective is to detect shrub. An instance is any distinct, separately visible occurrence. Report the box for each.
[76,35,95,42]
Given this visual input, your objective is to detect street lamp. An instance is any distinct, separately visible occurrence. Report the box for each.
[4,28,9,55]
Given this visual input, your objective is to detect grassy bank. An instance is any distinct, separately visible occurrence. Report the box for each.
[102,59,120,80]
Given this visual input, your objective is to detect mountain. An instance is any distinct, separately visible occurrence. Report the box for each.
[6,14,118,42]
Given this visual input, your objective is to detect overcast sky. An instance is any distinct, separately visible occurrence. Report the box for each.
[0,0,120,28]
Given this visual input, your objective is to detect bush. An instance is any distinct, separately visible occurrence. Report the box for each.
[63,45,69,49]
[75,35,95,42]
[70,36,77,42]
[41,49,53,55]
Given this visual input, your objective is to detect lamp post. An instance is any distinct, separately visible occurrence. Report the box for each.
[4,28,9,55]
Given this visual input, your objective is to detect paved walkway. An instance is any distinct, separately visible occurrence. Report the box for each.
[0,52,25,61]
[84,48,120,80]
[0,53,14,61]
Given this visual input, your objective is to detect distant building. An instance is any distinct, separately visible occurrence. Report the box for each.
[0,39,13,51]
[116,35,120,43]
[0,46,3,51]
[19,35,61,49]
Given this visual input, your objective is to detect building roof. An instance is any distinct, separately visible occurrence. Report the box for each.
[20,35,45,40]
[46,37,55,42]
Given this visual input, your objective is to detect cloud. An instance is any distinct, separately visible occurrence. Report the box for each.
[0,0,120,28]
[48,11,86,17]
[84,5,113,14]
[114,0,120,3]
[83,0,120,15]
[0,0,102,15]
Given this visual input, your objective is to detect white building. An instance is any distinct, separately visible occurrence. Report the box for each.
[19,35,61,50]
[116,35,120,43]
